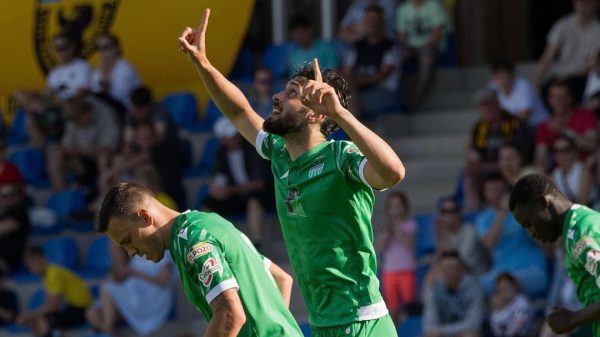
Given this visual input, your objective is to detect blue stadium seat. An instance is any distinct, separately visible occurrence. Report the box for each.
[47,189,87,224]
[299,322,312,337]
[78,236,111,279]
[415,213,437,257]
[28,288,46,309]
[261,42,297,79]
[180,137,193,170]
[194,183,210,210]
[229,45,254,81]
[7,146,48,187]
[188,100,224,133]
[184,137,220,178]
[162,92,200,129]
[397,315,422,337]
[42,237,79,270]
[6,110,29,146]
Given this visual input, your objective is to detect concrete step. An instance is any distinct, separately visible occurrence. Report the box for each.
[371,109,477,138]
[421,90,475,110]
[389,134,466,160]
[402,158,464,184]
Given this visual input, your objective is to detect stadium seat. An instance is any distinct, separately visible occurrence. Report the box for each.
[397,315,422,337]
[5,110,29,146]
[7,146,48,187]
[78,236,111,279]
[47,189,87,225]
[193,183,210,210]
[229,45,254,81]
[42,237,79,270]
[28,287,46,309]
[184,137,220,178]
[415,213,437,257]
[299,322,312,337]
[162,92,199,128]
[261,42,297,79]
[188,100,224,133]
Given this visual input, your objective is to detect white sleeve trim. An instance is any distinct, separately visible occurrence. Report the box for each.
[255,130,268,160]
[206,279,239,304]
[358,158,388,192]
[263,257,272,272]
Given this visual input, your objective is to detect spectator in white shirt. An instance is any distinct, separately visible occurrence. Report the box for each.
[46,33,92,100]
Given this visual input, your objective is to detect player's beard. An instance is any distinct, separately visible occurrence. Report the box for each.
[263,106,310,136]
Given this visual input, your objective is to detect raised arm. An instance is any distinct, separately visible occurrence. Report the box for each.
[301,59,405,189]
[178,9,264,145]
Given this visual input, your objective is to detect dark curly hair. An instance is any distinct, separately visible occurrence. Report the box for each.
[291,62,351,137]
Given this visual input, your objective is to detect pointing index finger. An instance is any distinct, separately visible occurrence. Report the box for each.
[313,58,322,83]
[198,8,211,35]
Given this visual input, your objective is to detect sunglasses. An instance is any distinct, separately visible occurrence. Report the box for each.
[440,207,460,214]
[96,44,114,51]
[54,44,72,52]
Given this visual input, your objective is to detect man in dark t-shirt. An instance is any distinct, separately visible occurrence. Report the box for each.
[0,183,30,274]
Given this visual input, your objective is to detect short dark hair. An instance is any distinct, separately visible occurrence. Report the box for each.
[97,183,155,233]
[96,33,122,54]
[130,86,153,107]
[291,62,351,137]
[439,250,462,264]
[491,59,515,74]
[437,195,461,212]
[386,191,411,213]
[495,272,521,290]
[548,79,574,99]
[364,4,384,16]
[482,171,506,186]
[25,245,45,258]
[288,14,312,31]
[509,174,560,211]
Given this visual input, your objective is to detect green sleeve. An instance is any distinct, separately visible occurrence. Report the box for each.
[335,141,370,187]
[570,229,600,289]
[183,230,239,304]
[256,131,285,161]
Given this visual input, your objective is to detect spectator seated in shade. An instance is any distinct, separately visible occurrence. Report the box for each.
[91,33,141,113]
[375,191,417,326]
[474,173,548,297]
[202,117,274,249]
[463,88,533,211]
[534,80,598,173]
[488,60,549,127]
[422,251,485,337]
[123,86,184,207]
[337,0,398,44]
[17,245,92,337]
[421,196,490,299]
[534,0,600,103]
[0,182,30,275]
[47,94,120,193]
[488,272,534,337]
[247,67,275,119]
[86,243,175,337]
[584,51,600,107]
[341,4,401,116]
[0,269,18,327]
[497,142,538,188]
[396,0,449,110]
[287,15,341,79]
[551,135,596,206]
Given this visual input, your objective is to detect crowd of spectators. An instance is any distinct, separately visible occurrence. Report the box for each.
[0,0,599,336]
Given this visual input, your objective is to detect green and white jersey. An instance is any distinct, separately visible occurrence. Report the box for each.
[169,210,303,337]
[256,131,388,327]
[563,204,600,337]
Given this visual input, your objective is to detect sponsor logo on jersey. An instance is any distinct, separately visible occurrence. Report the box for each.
[346,147,363,156]
[308,163,324,178]
[187,242,214,263]
[574,237,594,258]
[178,228,188,240]
[198,257,222,287]
[586,250,600,275]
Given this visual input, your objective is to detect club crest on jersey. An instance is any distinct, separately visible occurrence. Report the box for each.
[198,257,222,287]
[187,242,214,264]
[574,237,594,258]
[308,163,325,178]
[586,250,600,275]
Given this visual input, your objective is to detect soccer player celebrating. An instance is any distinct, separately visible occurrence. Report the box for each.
[179,9,405,336]
[510,174,600,336]
[97,183,303,337]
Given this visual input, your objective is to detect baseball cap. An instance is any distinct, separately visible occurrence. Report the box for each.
[213,117,238,138]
